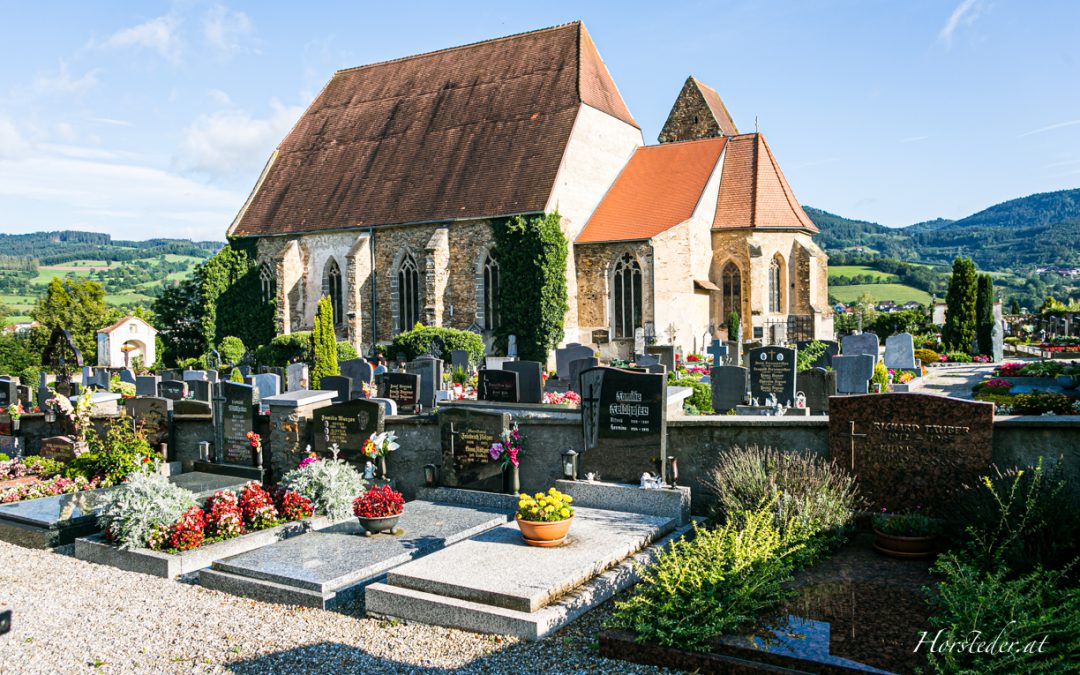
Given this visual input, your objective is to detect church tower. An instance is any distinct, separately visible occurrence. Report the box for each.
[658,76,739,143]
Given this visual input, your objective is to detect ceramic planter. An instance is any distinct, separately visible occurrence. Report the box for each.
[516,514,574,547]
[873,529,937,559]
[357,513,401,535]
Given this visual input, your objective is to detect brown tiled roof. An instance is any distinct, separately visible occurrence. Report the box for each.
[97,316,155,334]
[229,22,637,237]
[713,133,818,232]
[576,137,727,243]
[692,78,738,137]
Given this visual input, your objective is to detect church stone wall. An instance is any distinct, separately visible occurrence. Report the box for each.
[573,241,653,359]
[658,78,723,144]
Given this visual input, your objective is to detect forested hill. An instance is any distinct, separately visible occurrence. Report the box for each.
[0,231,220,267]
[806,188,1080,271]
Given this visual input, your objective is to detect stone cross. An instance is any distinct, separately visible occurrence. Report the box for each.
[837,420,867,470]
[707,339,728,367]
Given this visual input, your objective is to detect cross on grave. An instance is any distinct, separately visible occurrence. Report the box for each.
[707,340,728,367]
[579,376,603,452]
[837,420,867,470]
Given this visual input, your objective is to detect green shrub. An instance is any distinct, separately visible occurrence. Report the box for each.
[23,455,64,477]
[391,325,484,365]
[310,295,339,390]
[229,368,244,383]
[669,377,712,413]
[610,500,812,651]
[704,445,859,548]
[254,332,312,367]
[66,416,157,486]
[727,311,740,339]
[796,341,827,372]
[924,555,1080,673]
[217,336,246,365]
[914,348,939,365]
[1004,336,1021,346]
[1020,360,1064,377]
[0,453,8,462]
[279,457,366,521]
[870,360,889,391]
[1012,391,1073,415]
[336,340,358,362]
[97,472,197,549]
[944,350,973,363]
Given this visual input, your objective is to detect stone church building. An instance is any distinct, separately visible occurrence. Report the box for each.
[228,21,831,359]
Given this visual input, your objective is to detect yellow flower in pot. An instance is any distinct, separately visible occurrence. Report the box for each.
[516,487,575,547]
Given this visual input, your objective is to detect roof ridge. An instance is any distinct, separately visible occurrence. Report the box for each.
[335,21,582,76]
[637,136,728,150]
[757,134,817,232]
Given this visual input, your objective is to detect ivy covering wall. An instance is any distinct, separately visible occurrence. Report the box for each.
[492,212,568,363]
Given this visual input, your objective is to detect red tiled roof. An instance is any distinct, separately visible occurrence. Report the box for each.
[576,137,727,243]
[229,22,637,238]
[712,133,817,232]
[97,316,154,334]
[692,78,738,137]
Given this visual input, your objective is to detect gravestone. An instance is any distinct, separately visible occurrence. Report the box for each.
[568,357,599,393]
[829,394,994,514]
[286,363,309,392]
[39,436,78,462]
[883,333,917,371]
[506,335,518,358]
[221,382,259,465]
[579,367,666,484]
[320,375,352,404]
[503,361,543,404]
[991,322,1004,363]
[311,398,384,463]
[183,370,209,382]
[645,345,676,371]
[725,340,741,366]
[796,367,836,414]
[450,350,471,373]
[118,369,136,385]
[795,340,839,369]
[189,379,212,403]
[17,385,32,408]
[158,381,188,401]
[635,354,659,367]
[249,372,281,401]
[438,407,510,490]
[707,340,728,367]
[841,333,879,361]
[633,327,645,357]
[555,344,593,380]
[405,356,442,410]
[124,397,173,451]
[833,354,876,395]
[748,346,797,406]
[0,380,16,409]
[339,359,374,389]
[710,365,748,412]
[478,369,519,403]
[174,399,212,416]
[484,356,517,370]
[376,372,421,414]
[135,376,159,397]
[369,397,398,417]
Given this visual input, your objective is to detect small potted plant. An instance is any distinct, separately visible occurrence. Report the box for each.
[872,508,943,558]
[516,487,574,547]
[352,484,404,535]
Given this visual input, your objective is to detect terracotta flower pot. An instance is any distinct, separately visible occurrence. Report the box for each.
[516,514,574,547]
[873,529,937,559]
[357,513,401,535]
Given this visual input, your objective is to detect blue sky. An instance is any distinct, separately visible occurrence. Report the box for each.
[1,1,1078,241]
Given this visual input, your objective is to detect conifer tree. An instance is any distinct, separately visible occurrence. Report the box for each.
[975,274,994,357]
[310,295,339,389]
[942,257,978,353]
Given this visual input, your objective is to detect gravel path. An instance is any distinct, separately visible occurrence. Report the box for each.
[919,363,998,398]
[0,541,673,674]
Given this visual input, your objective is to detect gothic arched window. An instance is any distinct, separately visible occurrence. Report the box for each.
[769,255,784,313]
[482,253,500,331]
[613,252,643,339]
[259,263,275,304]
[323,258,343,325]
[721,262,741,320]
[397,254,420,332]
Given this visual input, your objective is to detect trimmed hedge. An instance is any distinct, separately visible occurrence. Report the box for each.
[914,348,939,365]
[670,377,713,414]
[390,325,484,365]
[254,332,357,367]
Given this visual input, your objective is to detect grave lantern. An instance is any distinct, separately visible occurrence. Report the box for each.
[423,463,438,487]
[667,456,679,486]
[561,448,578,480]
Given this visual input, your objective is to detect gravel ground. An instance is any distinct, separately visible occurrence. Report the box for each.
[919,363,998,398]
[0,540,674,674]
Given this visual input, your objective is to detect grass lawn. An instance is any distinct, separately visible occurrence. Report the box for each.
[828,265,898,281]
[829,283,932,305]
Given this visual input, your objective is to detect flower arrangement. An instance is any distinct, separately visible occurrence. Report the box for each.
[872,508,943,537]
[0,475,99,504]
[972,354,991,363]
[361,381,377,399]
[518,487,574,522]
[352,484,404,519]
[238,481,280,530]
[204,490,244,540]
[246,431,262,457]
[277,490,315,521]
[361,431,399,461]
[896,371,915,384]
[489,423,522,468]
[543,390,581,407]
[4,403,23,423]
[165,506,206,552]
[298,452,319,469]
[279,446,366,521]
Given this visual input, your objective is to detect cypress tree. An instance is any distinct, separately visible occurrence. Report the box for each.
[975,274,994,357]
[310,295,339,389]
[942,257,978,353]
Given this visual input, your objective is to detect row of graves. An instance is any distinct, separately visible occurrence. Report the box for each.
[705,331,927,416]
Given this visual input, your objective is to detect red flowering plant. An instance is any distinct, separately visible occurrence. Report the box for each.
[983,378,1013,394]
[542,390,581,407]
[996,362,1026,377]
[246,431,262,456]
[165,506,206,552]
[238,481,281,530]
[352,484,404,519]
[277,490,315,521]
[204,490,244,540]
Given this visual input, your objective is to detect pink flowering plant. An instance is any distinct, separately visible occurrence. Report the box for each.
[489,422,523,469]
[542,390,581,407]
[983,378,1012,394]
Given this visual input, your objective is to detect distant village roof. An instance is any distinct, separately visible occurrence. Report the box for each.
[228,21,637,238]
[713,133,818,233]
[576,137,727,243]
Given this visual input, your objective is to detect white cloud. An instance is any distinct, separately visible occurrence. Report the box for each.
[1018,119,1080,138]
[939,0,983,45]
[0,118,28,159]
[202,4,255,55]
[175,99,303,177]
[101,15,183,62]
[30,63,100,97]
[208,88,232,106]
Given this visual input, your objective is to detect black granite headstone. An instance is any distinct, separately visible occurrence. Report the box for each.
[221,382,258,465]
[503,361,544,404]
[159,380,187,401]
[124,397,173,450]
[376,372,421,413]
[438,407,510,490]
[311,398,385,463]
[579,367,667,484]
[320,375,352,404]
[478,369,519,403]
[748,346,797,406]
